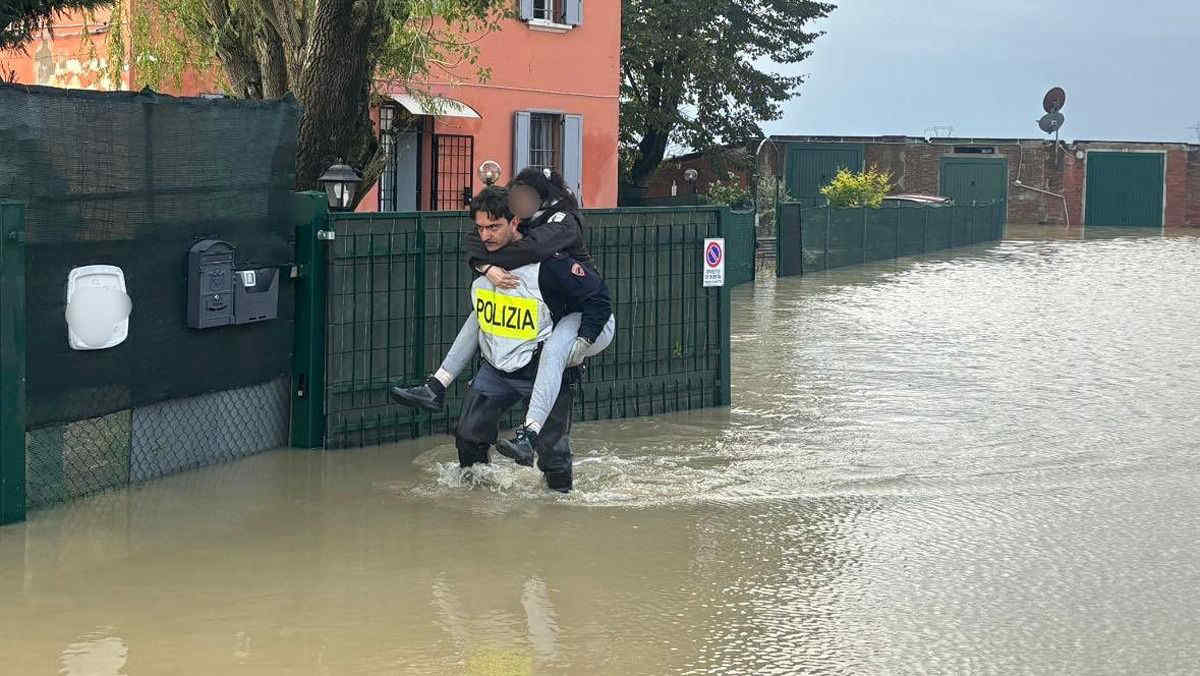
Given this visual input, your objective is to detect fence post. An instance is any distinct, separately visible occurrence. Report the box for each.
[824,205,831,271]
[413,214,427,380]
[291,192,330,448]
[922,207,929,254]
[797,205,804,277]
[0,201,27,525]
[894,207,901,259]
[861,207,868,263]
[716,211,732,406]
[777,200,787,277]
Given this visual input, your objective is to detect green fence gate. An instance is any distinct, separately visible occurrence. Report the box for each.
[722,207,756,287]
[294,205,735,449]
[776,201,1005,277]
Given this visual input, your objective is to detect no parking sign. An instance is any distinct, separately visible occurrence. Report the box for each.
[703,238,725,287]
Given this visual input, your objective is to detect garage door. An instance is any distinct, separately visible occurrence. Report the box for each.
[786,143,864,205]
[1084,152,1164,227]
[939,157,1007,217]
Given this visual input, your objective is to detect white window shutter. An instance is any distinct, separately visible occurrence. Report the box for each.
[563,114,583,206]
[519,0,534,21]
[565,0,583,26]
[513,112,532,177]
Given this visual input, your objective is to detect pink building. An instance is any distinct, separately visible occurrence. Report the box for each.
[361,1,621,211]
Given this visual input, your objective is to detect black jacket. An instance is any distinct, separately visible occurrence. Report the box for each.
[466,208,593,271]
[536,254,611,342]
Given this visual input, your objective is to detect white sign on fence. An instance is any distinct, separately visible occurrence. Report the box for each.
[703,238,725,287]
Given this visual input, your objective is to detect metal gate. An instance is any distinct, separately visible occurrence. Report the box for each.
[785,143,865,203]
[1084,152,1164,227]
[431,135,473,211]
[939,156,1008,216]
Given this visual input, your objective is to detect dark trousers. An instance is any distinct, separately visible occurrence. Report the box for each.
[455,362,574,490]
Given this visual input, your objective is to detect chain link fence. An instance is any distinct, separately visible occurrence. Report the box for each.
[24,378,290,509]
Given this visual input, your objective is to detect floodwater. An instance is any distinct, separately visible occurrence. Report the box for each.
[3,226,1200,675]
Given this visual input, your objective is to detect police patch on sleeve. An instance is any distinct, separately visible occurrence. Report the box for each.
[549,212,567,223]
[570,263,586,277]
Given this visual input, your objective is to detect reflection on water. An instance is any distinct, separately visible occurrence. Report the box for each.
[59,629,128,676]
[2,231,1199,674]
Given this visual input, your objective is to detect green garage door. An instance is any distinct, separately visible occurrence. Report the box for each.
[1084,152,1164,227]
[939,157,1008,217]
[786,143,864,205]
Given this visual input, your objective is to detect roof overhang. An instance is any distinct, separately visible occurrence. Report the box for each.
[386,93,480,119]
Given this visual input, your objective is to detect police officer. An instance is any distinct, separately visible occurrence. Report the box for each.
[398,186,611,493]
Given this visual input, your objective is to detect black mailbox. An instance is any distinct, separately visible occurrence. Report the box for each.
[187,239,235,329]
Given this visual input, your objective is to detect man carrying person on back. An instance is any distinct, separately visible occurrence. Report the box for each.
[391,186,612,493]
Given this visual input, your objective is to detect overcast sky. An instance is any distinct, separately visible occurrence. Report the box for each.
[761,1,1200,142]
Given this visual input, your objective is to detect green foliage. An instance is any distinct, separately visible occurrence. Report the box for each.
[105,0,508,96]
[620,0,836,186]
[375,0,506,94]
[755,174,793,229]
[820,167,894,208]
[1,0,110,50]
[705,172,750,207]
[98,0,507,198]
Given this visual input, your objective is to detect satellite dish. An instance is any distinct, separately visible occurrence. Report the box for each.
[1043,87,1066,113]
[1039,112,1065,133]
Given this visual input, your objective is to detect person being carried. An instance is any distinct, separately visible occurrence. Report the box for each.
[391,169,615,463]
[391,187,611,491]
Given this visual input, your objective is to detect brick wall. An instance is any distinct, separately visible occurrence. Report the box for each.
[1165,149,1189,227]
[645,148,753,199]
[893,141,1062,225]
[1189,150,1200,227]
[864,144,907,189]
[655,137,1200,225]
[1061,151,1085,226]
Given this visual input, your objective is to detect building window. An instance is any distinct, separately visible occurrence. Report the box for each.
[533,0,566,23]
[431,135,474,211]
[514,111,582,204]
[520,0,580,30]
[529,113,563,175]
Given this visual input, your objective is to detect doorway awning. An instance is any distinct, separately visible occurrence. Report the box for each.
[387,93,480,119]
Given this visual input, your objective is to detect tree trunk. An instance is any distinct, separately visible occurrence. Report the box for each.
[257,24,289,99]
[629,128,670,198]
[204,0,263,98]
[294,0,385,191]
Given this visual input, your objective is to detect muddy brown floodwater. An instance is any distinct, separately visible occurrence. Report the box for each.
[2,227,1199,674]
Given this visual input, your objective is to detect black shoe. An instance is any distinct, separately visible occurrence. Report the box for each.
[496,426,536,467]
[389,377,446,411]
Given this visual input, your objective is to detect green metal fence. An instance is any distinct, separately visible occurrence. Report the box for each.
[295,205,735,449]
[1,201,26,525]
[776,201,1005,277]
[723,207,756,287]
